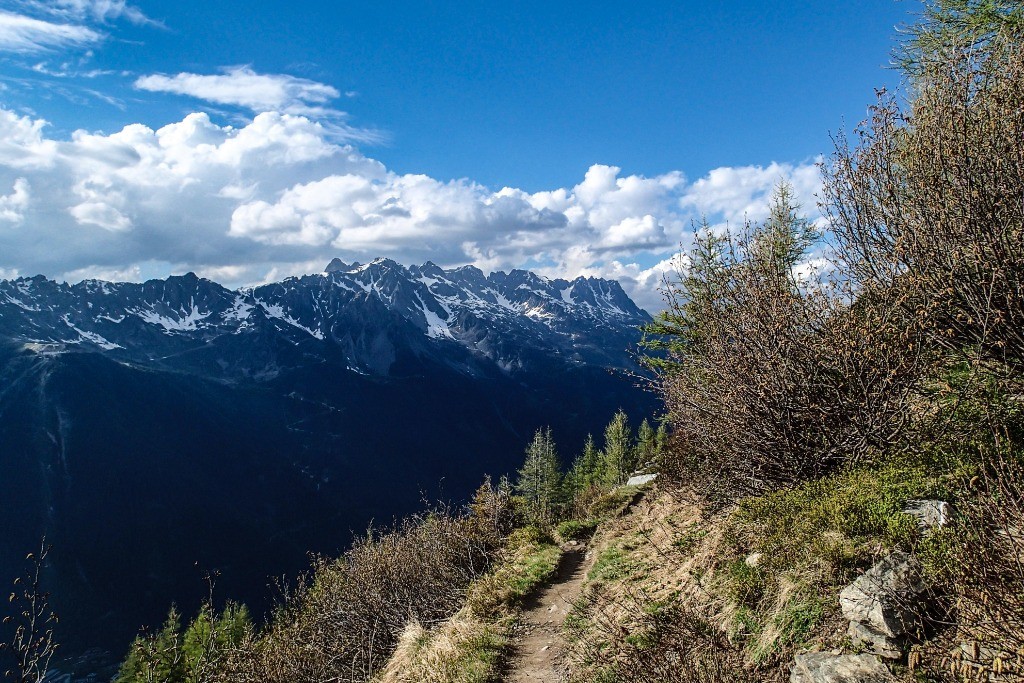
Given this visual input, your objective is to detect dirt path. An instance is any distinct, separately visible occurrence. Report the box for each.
[506,543,592,682]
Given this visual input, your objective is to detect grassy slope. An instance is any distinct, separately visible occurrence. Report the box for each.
[562,459,962,683]
[378,457,963,683]
[377,486,644,683]
[376,526,562,683]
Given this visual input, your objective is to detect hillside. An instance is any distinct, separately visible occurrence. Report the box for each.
[0,259,657,668]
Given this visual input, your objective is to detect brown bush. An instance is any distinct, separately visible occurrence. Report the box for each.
[565,583,747,683]
[942,454,1024,680]
[645,187,922,502]
[212,484,512,683]
[823,15,1024,366]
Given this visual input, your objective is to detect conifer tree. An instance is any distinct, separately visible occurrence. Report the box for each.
[578,433,601,489]
[655,423,669,460]
[116,601,252,683]
[564,434,600,515]
[117,607,184,682]
[181,602,251,683]
[515,427,562,525]
[635,419,658,470]
[600,410,634,487]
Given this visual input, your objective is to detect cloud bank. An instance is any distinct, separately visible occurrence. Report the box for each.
[0,106,821,311]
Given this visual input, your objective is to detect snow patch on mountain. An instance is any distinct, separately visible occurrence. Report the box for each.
[0,258,650,376]
[257,301,325,340]
[131,300,212,332]
[62,316,122,350]
[415,294,453,340]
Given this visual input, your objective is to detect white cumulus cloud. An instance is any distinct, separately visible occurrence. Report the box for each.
[0,178,30,223]
[0,106,822,313]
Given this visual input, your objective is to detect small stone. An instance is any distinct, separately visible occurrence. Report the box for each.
[903,500,952,529]
[745,552,763,567]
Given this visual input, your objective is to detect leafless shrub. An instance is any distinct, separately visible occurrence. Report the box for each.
[940,454,1024,680]
[821,13,1024,675]
[645,187,922,501]
[566,583,747,683]
[823,18,1024,366]
[219,488,511,683]
[0,540,58,683]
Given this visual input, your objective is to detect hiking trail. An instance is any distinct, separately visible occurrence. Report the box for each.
[506,543,592,682]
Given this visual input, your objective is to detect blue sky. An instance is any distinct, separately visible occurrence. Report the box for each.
[0,0,918,309]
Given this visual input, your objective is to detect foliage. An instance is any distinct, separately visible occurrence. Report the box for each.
[634,419,659,472]
[729,458,947,578]
[898,0,1024,75]
[464,525,561,620]
[929,452,1024,680]
[556,519,599,542]
[116,601,252,683]
[233,504,504,682]
[515,428,563,525]
[599,410,635,487]
[825,0,1024,366]
[381,523,565,683]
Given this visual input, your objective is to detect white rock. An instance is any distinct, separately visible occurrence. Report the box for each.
[790,653,897,683]
[625,473,657,487]
[903,500,951,529]
[839,551,923,641]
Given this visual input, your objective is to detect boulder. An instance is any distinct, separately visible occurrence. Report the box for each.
[902,500,951,529]
[790,653,897,683]
[625,473,657,487]
[847,621,901,660]
[840,551,925,658]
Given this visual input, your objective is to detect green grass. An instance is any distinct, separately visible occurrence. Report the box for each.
[588,546,627,583]
[730,456,955,576]
[587,544,648,584]
[465,526,562,618]
[724,558,767,607]
[505,544,562,601]
[751,596,824,664]
[444,626,508,683]
[557,518,599,542]
[715,453,967,665]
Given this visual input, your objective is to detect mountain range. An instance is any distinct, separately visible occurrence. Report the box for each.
[0,258,657,671]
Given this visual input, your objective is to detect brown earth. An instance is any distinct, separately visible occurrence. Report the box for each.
[505,544,592,682]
